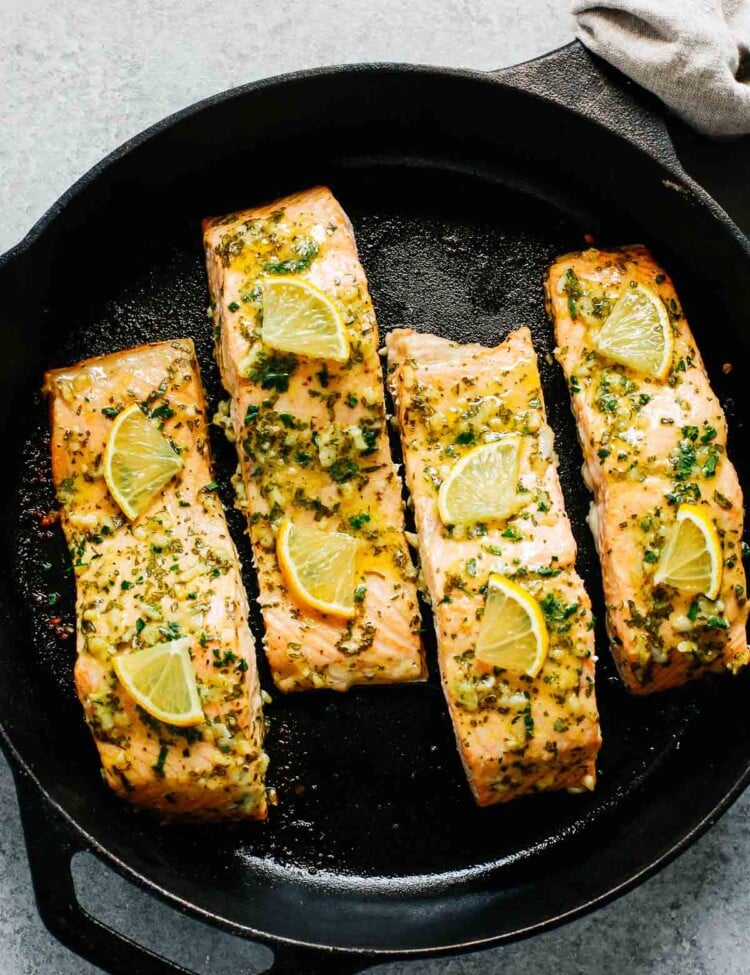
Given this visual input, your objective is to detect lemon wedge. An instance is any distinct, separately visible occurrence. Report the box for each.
[114,637,204,727]
[594,283,673,379]
[476,574,549,677]
[261,276,348,362]
[654,503,722,599]
[277,520,359,618]
[438,437,521,526]
[103,403,183,520]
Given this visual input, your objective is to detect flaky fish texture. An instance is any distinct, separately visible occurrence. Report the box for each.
[387,327,600,806]
[547,246,749,693]
[46,340,268,819]
[204,187,425,693]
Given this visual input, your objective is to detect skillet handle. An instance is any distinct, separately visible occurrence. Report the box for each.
[492,40,686,175]
[15,771,371,975]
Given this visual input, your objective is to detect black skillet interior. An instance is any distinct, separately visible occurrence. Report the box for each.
[2,56,750,962]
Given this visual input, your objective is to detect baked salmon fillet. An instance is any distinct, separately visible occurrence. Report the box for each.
[45,340,268,819]
[203,187,425,692]
[387,327,601,806]
[547,246,750,693]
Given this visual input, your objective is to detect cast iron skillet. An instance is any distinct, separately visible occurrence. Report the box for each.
[1,41,750,975]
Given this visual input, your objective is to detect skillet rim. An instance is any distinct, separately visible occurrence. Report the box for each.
[1,53,750,958]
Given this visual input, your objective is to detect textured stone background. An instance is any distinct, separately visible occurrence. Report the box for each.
[2,1,749,972]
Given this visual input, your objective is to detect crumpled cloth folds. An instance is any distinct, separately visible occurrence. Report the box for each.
[572,0,750,136]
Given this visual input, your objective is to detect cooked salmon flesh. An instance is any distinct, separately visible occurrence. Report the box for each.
[547,246,749,693]
[387,327,601,805]
[45,340,268,819]
[203,187,425,692]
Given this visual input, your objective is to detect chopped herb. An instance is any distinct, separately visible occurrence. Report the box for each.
[563,267,583,320]
[484,545,504,556]
[536,566,562,577]
[316,363,330,388]
[713,491,731,510]
[466,558,477,577]
[48,592,60,606]
[703,452,718,478]
[135,618,146,634]
[655,273,666,284]
[682,425,699,442]
[329,459,358,483]
[346,393,359,408]
[160,621,182,641]
[279,413,295,428]
[735,585,745,598]
[262,237,319,275]
[742,542,750,560]
[349,513,371,530]
[521,706,535,738]
[228,301,240,312]
[353,584,367,603]
[501,527,522,541]
[101,406,122,418]
[687,600,700,622]
[361,429,378,455]
[540,593,579,627]
[120,580,134,590]
[245,404,260,424]
[570,375,581,394]
[701,425,718,443]
[644,550,659,564]
[249,352,297,393]
[152,745,168,778]
[237,658,248,672]
[665,482,701,506]
[203,482,219,492]
[672,438,696,481]
[150,402,174,422]
[705,615,729,630]
[598,448,610,460]
[591,295,611,319]
[455,431,475,445]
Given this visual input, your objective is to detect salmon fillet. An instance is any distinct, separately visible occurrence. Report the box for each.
[45,340,268,819]
[203,186,425,693]
[546,246,750,693]
[387,327,601,806]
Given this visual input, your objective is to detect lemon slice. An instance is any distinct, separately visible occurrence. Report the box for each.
[261,276,348,362]
[438,438,521,526]
[277,520,358,617]
[104,403,183,520]
[114,637,204,727]
[476,574,549,676]
[653,503,722,599]
[594,283,673,379]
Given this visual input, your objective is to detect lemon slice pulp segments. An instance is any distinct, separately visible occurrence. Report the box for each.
[114,637,204,727]
[438,437,521,526]
[594,283,673,379]
[476,574,549,677]
[104,403,183,520]
[261,276,348,362]
[653,503,722,599]
[277,520,359,618]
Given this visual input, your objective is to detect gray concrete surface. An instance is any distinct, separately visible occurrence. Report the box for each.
[1,1,749,973]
